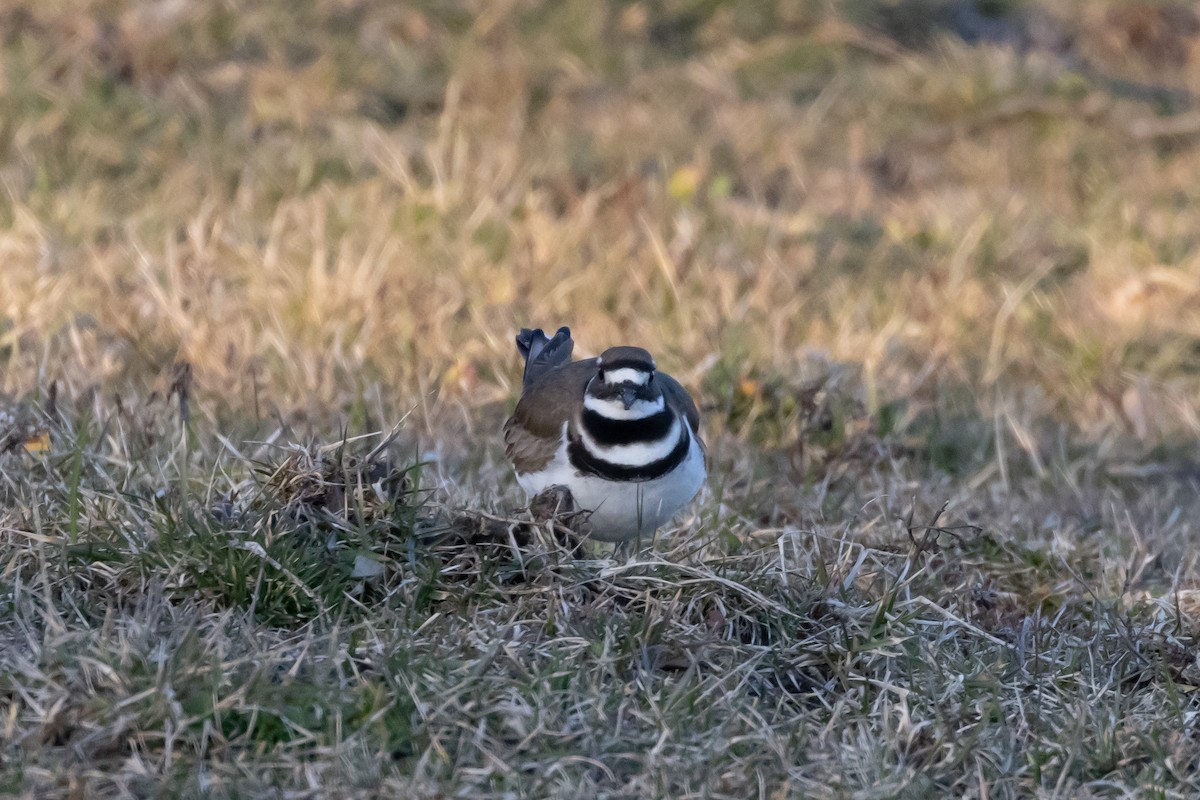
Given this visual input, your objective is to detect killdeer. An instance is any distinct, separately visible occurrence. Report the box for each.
[504,326,706,544]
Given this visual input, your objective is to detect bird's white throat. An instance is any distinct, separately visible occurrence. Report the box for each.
[583,393,665,420]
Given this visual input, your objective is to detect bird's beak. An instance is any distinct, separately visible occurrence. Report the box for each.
[621,387,637,410]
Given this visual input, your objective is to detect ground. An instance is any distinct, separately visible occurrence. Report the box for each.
[2,1,1200,797]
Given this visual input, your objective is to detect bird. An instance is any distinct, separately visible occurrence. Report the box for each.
[503,326,706,545]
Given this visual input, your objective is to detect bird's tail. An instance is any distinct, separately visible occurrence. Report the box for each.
[515,326,573,388]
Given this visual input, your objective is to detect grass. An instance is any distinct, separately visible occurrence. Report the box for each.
[2,0,1200,796]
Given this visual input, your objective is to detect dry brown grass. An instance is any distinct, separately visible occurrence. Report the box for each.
[3,0,1200,797]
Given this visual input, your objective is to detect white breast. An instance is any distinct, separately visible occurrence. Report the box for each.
[515,422,706,543]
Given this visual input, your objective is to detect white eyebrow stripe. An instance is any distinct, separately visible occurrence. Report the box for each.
[601,368,650,385]
[583,394,664,420]
[579,418,682,466]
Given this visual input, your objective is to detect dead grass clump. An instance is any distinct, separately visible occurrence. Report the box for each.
[2,389,1200,795]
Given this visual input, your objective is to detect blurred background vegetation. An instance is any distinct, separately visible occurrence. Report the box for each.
[2,0,1199,463]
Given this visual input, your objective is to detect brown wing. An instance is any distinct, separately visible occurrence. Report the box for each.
[502,417,560,475]
[503,359,597,473]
